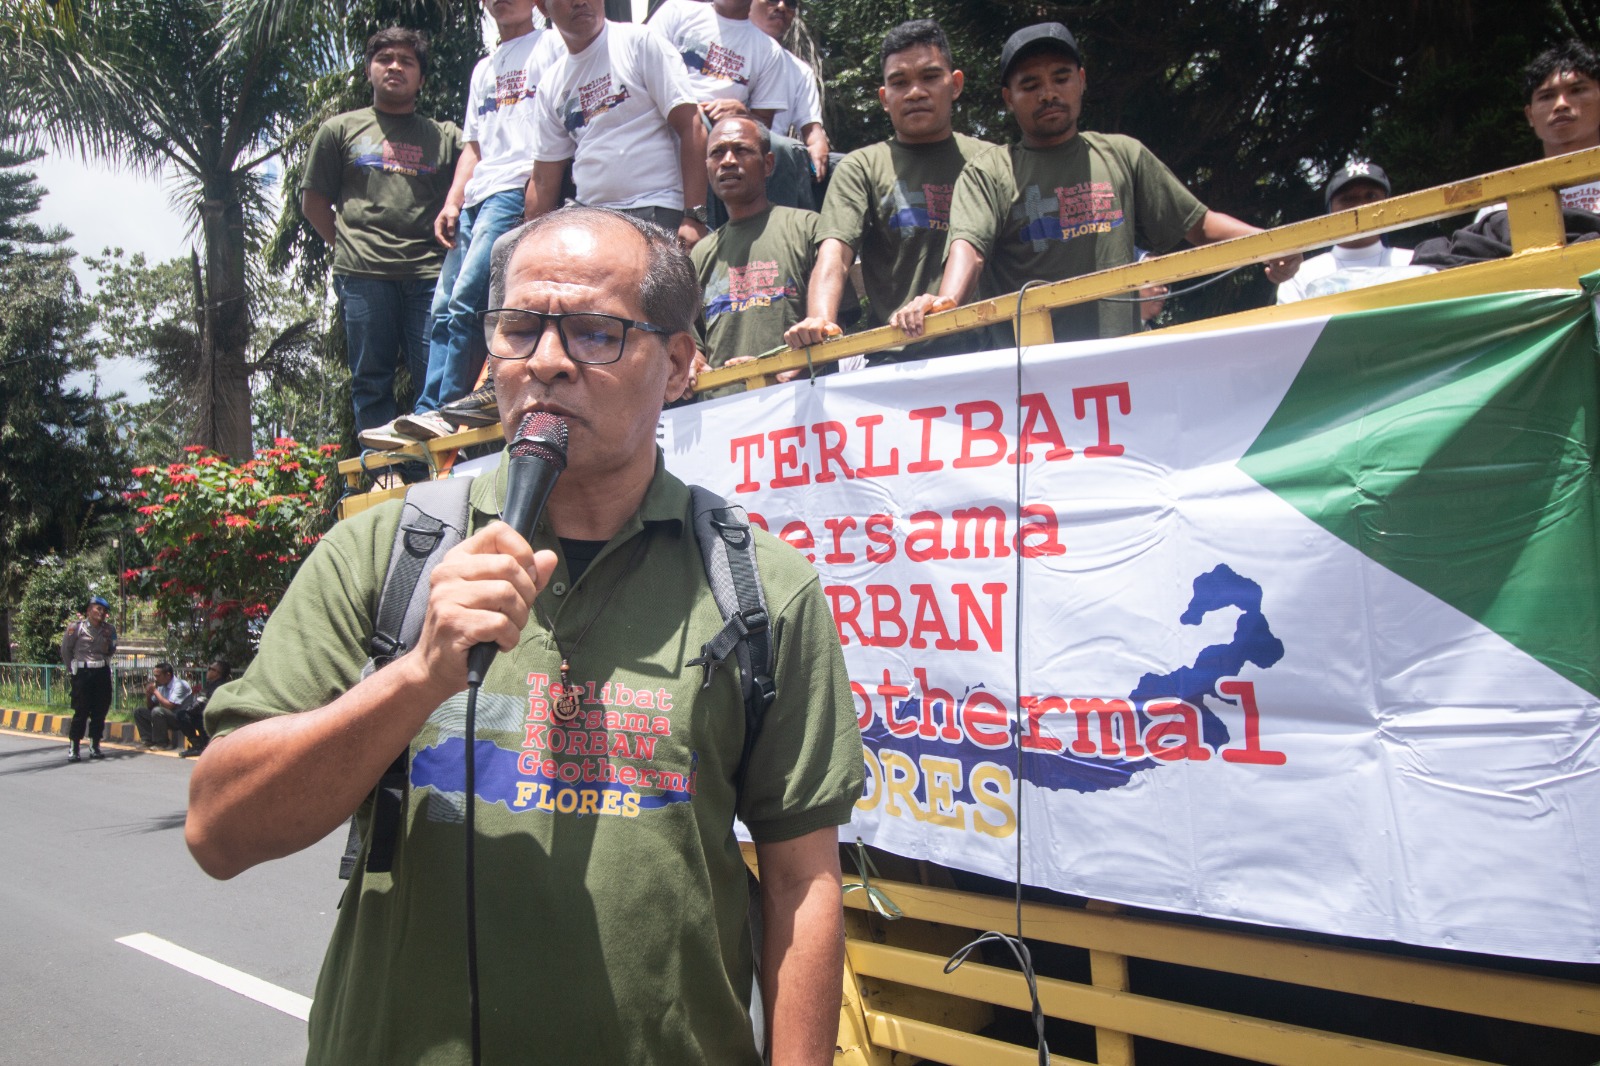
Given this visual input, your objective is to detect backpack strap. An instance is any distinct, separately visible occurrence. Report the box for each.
[339,476,474,880]
[686,485,777,792]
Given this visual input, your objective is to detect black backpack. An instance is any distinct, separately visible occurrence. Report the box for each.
[340,478,777,879]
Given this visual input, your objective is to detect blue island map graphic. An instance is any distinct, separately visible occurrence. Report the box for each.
[861,564,1285,797]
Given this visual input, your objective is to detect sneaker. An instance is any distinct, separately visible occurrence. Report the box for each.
[358,419,414,451]
[392,409,457,441]
[438,380,499,429]
[67,747,82,763]
[179,746,204,758]
[89,746,104,760]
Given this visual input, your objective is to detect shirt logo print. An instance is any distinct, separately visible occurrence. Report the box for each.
[1011,181,1123,249]
[678,37,751,85]
[563,74,632,132]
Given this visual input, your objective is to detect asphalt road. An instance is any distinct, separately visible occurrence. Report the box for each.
[0,730,344,1066]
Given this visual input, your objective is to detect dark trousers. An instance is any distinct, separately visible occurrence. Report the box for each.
[68,666,111,746]
[175,701,208,750]
[135,702,180,747]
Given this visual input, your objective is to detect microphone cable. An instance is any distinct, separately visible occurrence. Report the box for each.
[459,412,569,1066]
[944,281,1054,1065]
[464,680,484,1066]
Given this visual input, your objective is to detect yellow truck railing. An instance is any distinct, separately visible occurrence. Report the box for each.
[826,867,1600,1066]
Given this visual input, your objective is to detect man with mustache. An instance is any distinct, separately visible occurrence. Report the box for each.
[188,207,862,1065]
[895,22,1300,344]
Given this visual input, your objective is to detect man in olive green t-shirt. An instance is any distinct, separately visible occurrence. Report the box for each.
[302,27,461,434]
[187,207,862,1066]
[786,19,991,364]
[895,21,1300,344]
[692,114,853,389]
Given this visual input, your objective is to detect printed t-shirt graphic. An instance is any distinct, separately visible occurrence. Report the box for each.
[818,133,993,331]
[946,132,1206,340]
[648,0,788,110]
[532,21,699,211]
[460,29,559,208]
[691,205,856,366]
[302,107,462,278]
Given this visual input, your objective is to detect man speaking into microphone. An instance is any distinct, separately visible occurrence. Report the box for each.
[186,207,863,1066]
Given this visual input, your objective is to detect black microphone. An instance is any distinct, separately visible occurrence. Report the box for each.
[465,411,569,687]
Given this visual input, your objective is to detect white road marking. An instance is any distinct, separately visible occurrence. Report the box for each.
[116,932,313,1020]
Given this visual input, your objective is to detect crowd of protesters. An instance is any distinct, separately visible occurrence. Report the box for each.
[304,2,1600,446]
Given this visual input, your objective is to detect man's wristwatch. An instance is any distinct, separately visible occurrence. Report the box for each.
[684,204,709,226]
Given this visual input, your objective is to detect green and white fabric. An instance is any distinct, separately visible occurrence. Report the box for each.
[661,281,1600,962]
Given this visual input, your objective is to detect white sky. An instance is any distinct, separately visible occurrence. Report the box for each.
[32,153,192,403]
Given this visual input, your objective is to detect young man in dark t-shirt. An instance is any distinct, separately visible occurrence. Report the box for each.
[785,19,990,364]
[899,22,1300,343]
[302,28,460,438]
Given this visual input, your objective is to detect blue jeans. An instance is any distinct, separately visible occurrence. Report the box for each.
[421,188,526,411]
[333,274,435,431]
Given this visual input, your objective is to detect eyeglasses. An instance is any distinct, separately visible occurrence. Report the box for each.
[481,308,669,366]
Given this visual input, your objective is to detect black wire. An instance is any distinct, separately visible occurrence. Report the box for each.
[939,281,1051,1065]
[465,681,482,1066]
[1098,266,1246,302]
[945,932,1050,1066]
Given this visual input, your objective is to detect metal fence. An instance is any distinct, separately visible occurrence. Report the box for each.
[0,662,161,713]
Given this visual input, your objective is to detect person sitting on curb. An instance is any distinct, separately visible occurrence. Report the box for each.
[137,662,193,750]
[175,658,230,757]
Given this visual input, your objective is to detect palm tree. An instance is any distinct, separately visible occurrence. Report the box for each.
[0,0,314,458]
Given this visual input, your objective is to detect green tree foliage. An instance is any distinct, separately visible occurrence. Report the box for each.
[123,439,340,667]
[84,249,342,460]
[0,130,126,660]
[15,555,106,664]
[0,0,322,458]
[14,550,104,659]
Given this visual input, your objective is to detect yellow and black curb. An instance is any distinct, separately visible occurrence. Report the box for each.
[1,707,142,746]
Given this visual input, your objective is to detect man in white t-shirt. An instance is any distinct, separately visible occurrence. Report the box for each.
[1277,162,1431,304]
[648,0,789,126]
[650,0,820,216]
[749,0,829,181]
[526,0,710,249]
[381,0,556,446]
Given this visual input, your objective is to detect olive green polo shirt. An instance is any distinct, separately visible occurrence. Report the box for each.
[209,451,863,1065]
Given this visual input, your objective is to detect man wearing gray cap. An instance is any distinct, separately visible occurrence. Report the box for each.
[895,21,1300,342]
[1277,162,1429,303]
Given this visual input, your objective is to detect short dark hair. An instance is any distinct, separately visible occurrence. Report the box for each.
[1523,40,1600,103]
[489,207,698,337]
[209,658,232,679]
[366,27,430,79]
[154,662,173,675]
[880,19,953,72]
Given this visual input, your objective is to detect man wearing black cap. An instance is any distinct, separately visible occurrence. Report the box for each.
[895,21,1299,342]
[1278,162,1429,303]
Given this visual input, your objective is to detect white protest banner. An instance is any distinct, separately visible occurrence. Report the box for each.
[663,288,1600,963]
